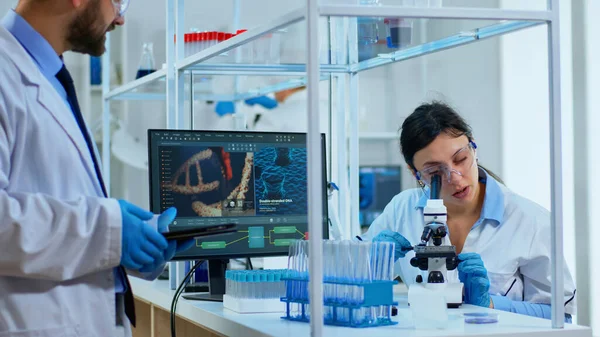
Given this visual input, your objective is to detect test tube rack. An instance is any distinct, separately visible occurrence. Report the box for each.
[280,276,398,328]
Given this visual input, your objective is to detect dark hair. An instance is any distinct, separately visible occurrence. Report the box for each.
[400,101,503,184]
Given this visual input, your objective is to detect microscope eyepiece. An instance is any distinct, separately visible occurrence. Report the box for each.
[430,174,442,199]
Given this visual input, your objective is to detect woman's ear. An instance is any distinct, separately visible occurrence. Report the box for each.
[408,164,426,188]
[407,164,417,179]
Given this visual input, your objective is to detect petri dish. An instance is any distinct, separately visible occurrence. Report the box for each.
[463,312,499,324]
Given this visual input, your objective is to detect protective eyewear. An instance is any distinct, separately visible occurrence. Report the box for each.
[415,141,477,186]
[111,0,130,16]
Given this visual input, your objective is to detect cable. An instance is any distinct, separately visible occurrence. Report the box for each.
[171,260,204,337]
[247,257,253,270]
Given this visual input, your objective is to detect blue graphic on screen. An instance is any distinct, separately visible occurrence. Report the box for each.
[254,147,307,216]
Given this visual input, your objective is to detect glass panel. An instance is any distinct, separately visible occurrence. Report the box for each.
[106,72,167,101]
[180,12,540,71]
[188,73,317,102]
[320,0,547,11]
[180,18,332,68]
[353,17,523,62]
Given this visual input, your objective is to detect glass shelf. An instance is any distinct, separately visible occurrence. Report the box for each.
[104,71,331,102]
[105,5,547,101]
[320,0,547,11]
[104,68,166,101]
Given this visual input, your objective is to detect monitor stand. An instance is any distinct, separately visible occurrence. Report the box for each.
[182,259,228,302]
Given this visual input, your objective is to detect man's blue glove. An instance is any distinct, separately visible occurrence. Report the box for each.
[457,252,491,307]
[139,207,195,273]
[372,230,413,261]
[119,200,169,270]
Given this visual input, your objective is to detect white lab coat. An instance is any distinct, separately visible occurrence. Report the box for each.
[0,26,141,336]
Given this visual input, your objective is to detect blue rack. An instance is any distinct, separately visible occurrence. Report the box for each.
[280,277,398,328]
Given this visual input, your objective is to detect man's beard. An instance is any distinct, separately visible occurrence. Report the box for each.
[66,0,112,56]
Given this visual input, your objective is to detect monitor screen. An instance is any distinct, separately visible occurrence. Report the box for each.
[359,166,402,227]
[148,130,329,260]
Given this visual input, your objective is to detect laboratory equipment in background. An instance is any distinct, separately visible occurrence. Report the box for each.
[384,17,413,48]
[408,174,463,307]
[358,0,380,45]
[148,130,329,301]
[136,42,156,79]
[359,166,402,229]
[282,239,397,328]
[180,29,282,65]
[223,269,287,313]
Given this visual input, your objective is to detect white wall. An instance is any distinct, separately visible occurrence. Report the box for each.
[500,0,579,324]
[0,2,17,19]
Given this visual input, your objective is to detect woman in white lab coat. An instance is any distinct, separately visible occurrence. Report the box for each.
[360,101,576,321]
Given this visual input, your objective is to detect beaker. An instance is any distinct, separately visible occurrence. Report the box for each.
[384,18,413,49]
[136,42,156,79]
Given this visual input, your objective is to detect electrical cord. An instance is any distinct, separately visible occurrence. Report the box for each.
[247,257,253,270]
[171,260,204,337]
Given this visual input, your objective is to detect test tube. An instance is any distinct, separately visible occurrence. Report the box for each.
[183,33,189,58]
[340,240,351,323]
[211,31,218,48]
[382,242,394,321]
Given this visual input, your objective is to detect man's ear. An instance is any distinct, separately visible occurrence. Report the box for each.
[71,0,84,9]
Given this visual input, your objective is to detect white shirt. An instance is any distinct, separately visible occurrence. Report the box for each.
[360,168,576,315]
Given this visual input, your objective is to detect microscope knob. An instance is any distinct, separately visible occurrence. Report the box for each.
[446,256,459,271]
[416,275,423,283]
[410,257,418,268]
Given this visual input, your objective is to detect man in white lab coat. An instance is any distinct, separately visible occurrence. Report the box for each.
[0,1,188,336]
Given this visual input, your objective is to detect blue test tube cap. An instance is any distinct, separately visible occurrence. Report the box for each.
[267,272,274,282]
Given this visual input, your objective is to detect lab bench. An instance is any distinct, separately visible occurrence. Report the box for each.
[129,277,592,337]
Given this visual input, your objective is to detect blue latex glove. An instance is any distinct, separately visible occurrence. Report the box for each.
[215,96,278,117]
[215,101,235,116]
[457,252,491,307]
[372,230,413,261]
[119,200,169,270]
[138,207,195,273]
[244,95,278,109]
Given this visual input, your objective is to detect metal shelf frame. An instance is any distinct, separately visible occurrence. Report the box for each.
[102,1,567,334]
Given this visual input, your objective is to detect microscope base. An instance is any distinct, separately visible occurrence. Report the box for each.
[407,282,464,308]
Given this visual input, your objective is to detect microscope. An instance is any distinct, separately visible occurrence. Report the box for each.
[407,174,463,308]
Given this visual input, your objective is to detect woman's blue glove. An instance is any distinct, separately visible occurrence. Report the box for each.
[139,207,195,273]
[244,96,278,109]
[457,252,491,307]
[119,200,169,270]
[372,230,413,261]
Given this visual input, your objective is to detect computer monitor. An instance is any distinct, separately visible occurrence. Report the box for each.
[148,130,329,301]
[359,165,402,227]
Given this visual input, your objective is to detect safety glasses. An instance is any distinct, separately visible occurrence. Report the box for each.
[415,141,477,186]
[111,0,130,17]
